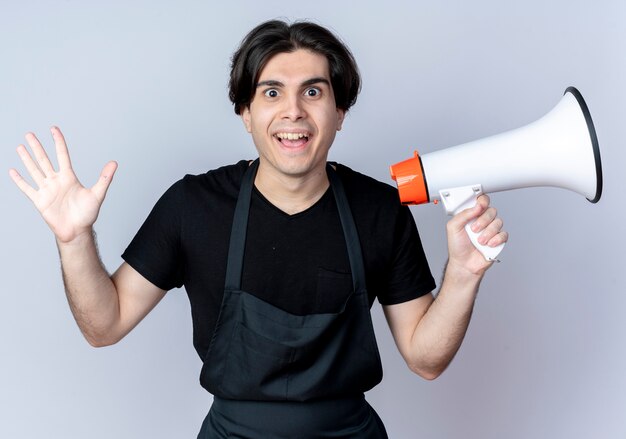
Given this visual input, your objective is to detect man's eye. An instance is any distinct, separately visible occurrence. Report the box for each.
[305,87,320,97]
[264,89,279,98]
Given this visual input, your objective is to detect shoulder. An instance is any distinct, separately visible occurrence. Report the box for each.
[332,162,402,210]
[166,160,251,201]
[181,160,250,191]
[148,160,251,215]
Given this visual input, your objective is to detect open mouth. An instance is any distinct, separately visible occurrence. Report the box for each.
[274,132,311,148]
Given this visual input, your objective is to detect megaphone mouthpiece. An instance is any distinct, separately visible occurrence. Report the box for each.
[389,151,430,205]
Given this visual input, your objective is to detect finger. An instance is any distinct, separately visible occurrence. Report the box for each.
[16,144,46,187]
[25,132,56,176]
[476,194,491,209]
[447,201,486,234]
[470,206,497,233]
[8,168,38,201]
[486,230,509,247]
[91,161,118,202]
[477,217,504,245]
[51,126,73,171]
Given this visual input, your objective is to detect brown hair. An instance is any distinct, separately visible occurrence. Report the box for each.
[229,20,361,115]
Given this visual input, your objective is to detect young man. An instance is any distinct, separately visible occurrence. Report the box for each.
[10,20,507,438]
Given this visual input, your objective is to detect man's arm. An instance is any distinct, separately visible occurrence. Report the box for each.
[383,194,507,380]
[10,127,164,347]
[58,231,166,347]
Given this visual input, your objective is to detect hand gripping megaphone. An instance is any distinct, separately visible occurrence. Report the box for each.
[389,87,603,261]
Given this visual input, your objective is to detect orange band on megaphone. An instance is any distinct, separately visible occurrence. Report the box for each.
[389,151,429,205]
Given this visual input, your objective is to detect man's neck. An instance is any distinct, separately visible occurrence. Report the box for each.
[253,162,330,215]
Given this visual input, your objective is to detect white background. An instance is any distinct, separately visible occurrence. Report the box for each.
[1,1,624,437]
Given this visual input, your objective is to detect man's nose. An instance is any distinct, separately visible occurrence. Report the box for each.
[281,95,306,121]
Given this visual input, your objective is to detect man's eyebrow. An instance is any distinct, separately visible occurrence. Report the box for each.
[255,77,331,88]
[301,77,330,87]
[256,80,284,88]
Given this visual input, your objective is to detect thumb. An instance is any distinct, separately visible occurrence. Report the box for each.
[91,161,118,202]
[447,201,484,234]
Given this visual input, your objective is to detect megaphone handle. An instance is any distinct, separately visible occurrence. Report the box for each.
[463,220,505,262]
[439,185,505,262]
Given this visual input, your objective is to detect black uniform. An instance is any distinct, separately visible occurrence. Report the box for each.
[122,160,436,437]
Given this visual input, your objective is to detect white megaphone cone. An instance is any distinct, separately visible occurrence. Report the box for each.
[389,86,603,261]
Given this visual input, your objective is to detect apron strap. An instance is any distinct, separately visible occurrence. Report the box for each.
[326,164,367,293]
[224,160,367,293]
[224,159,258,291]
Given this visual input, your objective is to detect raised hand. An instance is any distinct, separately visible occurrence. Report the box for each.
[9,126,118,243]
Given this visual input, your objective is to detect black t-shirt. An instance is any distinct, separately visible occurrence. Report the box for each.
[122,161,436,360]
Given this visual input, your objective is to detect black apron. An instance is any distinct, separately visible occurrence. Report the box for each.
[197,160,388,438]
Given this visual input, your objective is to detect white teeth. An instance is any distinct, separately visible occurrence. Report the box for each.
[276,132,309,140]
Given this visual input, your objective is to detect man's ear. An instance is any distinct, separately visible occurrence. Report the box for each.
[241,106,252,133]
[336,108,346,132]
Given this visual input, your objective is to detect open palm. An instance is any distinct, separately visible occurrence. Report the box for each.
[9,127,118,243]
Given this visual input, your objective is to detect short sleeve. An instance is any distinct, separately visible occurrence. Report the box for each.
[378,206,436,305]
[121,180,185,291]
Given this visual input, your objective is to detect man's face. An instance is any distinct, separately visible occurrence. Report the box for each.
[242,49,345,180]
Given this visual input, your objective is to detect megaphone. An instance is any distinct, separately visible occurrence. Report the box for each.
[389,86,603,261]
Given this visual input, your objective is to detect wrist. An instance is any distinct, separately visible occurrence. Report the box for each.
[56,227,95,248]
[443,259,484,288]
